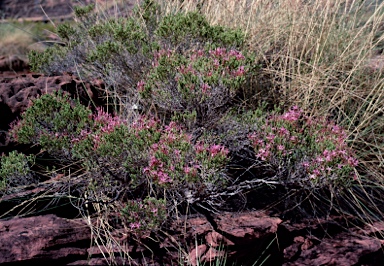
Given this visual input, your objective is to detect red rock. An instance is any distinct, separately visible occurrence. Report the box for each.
[183,211,282,265]
[284,233,382,266]
[282,218,384,266]
[0,214,90,264]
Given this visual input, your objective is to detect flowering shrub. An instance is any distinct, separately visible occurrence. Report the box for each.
[71,110,161,187]
[139,47,254,127]
[249,106,359,188]
[10,92,230,232]
[28,1,252,119]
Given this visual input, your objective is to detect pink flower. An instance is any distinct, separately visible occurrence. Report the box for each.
[279,127,289,136]
[233,66,245,77]
[195,142,205,154]
[213,59,219,68]
[184,166,198,178]
[209,145,222,157]
[323,150,333,162]
[148,156,162,168]
[257,148,269,160]
[289,135,298,143]
[277,145,285,151]
[280,107,302,122]
[208,144,229,157]
[266,133,276,142]
[347,157,358,167]
[174,149,181,157]
[143,167,150,173]
[331,125,342,133]
[164,121,179,132]
[92,134,101,149]
[184,167,191,174]
[228,50,245,60]
[196,49,204,57]
[137,80,146,92]
[201,83,211,94]
[129,222,141,230]
[158,171,171,184]
[312,169,321,176]
[210,47,226,57]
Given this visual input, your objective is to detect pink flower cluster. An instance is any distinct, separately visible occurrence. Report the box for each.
[207,144,229,157]
[144,122,196,185]
[147,47,248,98]
[249,106,359,183]
[71,108,124,149]
[131,115,159,132]
[93,107,123,133]
[278,105,302,122]
[152,48,173,67]
[129,222,141,230]
[302,148,359,180]
[143,121,229,185]
[137,80,146,93]
[209,47,245,61]
[195,141,229,158]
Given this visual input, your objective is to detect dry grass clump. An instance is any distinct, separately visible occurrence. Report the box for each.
[0,23,35,57]
[0,21,54,58]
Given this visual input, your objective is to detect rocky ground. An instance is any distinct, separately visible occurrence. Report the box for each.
[1,1,384,265]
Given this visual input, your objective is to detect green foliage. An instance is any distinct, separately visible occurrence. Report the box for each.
[156,11,245,49]
[88,17,150,54]
[88,41,122,62]
[134,0,161,31]
[74,4,95,18]
[0,151,36,191]
[10,92,92,156]
[28,45,68,73]
[56,23,77,41]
